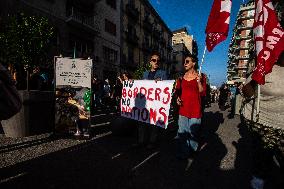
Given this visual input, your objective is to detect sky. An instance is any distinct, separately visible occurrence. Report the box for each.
[149,0,249,87]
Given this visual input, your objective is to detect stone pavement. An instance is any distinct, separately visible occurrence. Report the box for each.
[0,103,282,189]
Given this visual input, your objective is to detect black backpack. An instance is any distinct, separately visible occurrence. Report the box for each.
[0,64,22,120]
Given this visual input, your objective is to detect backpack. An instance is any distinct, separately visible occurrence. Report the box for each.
[0,64,22,120]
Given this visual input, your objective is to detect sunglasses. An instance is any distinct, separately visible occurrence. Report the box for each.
[184,60,192,64]
[151,59,160,63]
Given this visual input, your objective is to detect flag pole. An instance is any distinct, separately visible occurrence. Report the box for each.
[256,83,260,122]
[199,45,207,75]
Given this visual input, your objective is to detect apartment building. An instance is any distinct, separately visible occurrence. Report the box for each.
[172,27,198,75]
[0,0,121,81]
[120,0,173,75]
[227,0,255,84]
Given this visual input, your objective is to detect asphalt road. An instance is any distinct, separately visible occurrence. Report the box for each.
[0,103,282,189]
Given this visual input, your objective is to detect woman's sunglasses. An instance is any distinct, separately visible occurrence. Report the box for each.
[184,60,192,64]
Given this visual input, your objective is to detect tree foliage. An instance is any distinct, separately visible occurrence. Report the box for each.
[0,13,54,68]
[133,63,151,79]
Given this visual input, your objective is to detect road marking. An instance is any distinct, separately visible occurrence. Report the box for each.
[91,122,111,127]
[131,151,160,171]
[0,172,27,183]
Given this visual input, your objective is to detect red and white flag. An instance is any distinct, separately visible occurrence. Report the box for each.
[205,0,232,52]
[252,0,284,84]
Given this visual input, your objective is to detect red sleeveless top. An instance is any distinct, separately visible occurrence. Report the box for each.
[175,78,201,119]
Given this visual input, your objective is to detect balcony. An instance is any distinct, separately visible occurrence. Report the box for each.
[126,4,139,21]
[66,7,99,33]
[227,68,235,73]
[236,64,248,69]
[237,55,250,60]
[240,2,255,11]
[126,31,139,45]
[143,18,152,32]
[240,45,250,49]
[237,24,253,31]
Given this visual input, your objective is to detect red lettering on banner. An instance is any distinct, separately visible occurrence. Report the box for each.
[155,88,161,101]
[158,107,167,125]
[141,108,149,121]
[162,87,171,104]
[127,107,132,117]
[121,106,126,114]
[128,89,133,98]
[122,88,127,98]
[133,87,139,98]
[149,108,157,123]
[147,88,154,101]
[140,87,147,99]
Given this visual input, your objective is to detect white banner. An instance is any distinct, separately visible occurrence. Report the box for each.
[55,58,92,88]
[120,80,175,129]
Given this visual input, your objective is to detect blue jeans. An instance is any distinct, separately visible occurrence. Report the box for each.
[177,115,201,159]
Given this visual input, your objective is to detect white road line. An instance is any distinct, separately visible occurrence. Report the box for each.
[131,151,160,171]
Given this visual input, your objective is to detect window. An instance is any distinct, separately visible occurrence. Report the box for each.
[105,19,116,36]
[106,0,116,9]
[103,46,118,63]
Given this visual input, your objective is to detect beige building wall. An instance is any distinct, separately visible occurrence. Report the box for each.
[172,29,193,54]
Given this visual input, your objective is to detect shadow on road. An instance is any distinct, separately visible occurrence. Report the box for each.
[0,106,273,189]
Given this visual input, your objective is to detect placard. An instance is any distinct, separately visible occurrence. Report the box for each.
[55,57,93,136]
[120,80,175,128]
[56,58,92,88]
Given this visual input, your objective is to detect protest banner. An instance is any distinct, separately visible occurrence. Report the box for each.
[120,80,175,129]
[55,57,93,137]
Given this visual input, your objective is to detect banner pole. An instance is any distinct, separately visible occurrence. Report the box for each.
[199,46,207,75]
[256,83,260,122]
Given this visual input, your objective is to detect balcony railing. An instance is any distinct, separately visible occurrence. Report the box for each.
[240,45,250,49]
[66,7,99,32]
[126,4,139,21]
[237,55,250,59]
[237,24,253,30]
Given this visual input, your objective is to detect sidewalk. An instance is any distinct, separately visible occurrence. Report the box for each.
[0,103,282,188]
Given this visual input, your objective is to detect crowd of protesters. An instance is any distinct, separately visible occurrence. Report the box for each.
[88,51,211,164]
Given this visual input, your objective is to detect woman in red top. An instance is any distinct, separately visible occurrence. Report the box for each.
[175,53,203,160]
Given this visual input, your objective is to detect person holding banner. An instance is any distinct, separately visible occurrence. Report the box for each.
[135,51,168,149]
[175,53,203,161]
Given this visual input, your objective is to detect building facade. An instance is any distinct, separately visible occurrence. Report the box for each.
[0,0,121,81]
[120,0,173,76]
[172,27,198,75]
[227,1,255,84]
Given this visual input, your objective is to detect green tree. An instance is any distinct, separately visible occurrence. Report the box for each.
[133,63,151,79]
[0,13,54,89]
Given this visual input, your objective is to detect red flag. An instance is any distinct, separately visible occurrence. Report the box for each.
[206,0,232,52]
[252,0,284,84]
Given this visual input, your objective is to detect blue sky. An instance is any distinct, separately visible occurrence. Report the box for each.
[149,0,249,87]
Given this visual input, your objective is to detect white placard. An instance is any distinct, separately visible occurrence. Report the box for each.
[120,80,175,129]
[56,58,92,88]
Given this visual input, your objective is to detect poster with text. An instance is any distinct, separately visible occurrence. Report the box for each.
[55,57,92,135]
[120,80,175,129]
[56,58,92,88]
